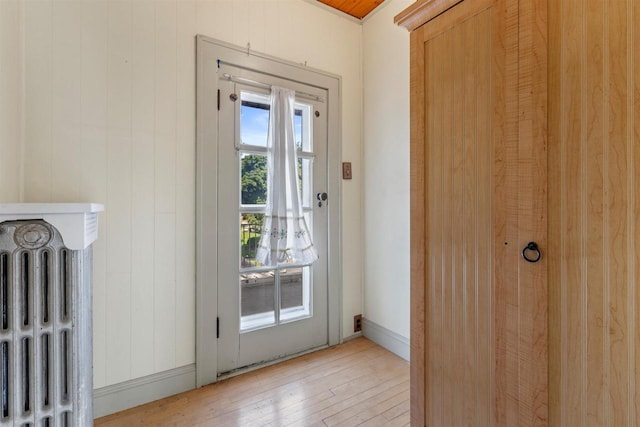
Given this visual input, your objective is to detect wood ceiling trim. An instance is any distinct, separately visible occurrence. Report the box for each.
[317,0,385,20]
[348,1,385,19]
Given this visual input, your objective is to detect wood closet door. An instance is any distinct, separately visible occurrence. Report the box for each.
[548,0,640,425]
[404,0,547,425]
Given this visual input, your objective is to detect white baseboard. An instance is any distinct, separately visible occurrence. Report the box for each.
[362,318,410,361]
[93,364,196,419]
[342,331,363,342]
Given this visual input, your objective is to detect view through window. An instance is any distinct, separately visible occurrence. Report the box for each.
[238,90,314,331]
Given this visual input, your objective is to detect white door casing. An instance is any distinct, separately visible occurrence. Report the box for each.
[195,36,342,387]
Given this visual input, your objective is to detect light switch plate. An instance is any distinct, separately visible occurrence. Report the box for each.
[342,162,352,180]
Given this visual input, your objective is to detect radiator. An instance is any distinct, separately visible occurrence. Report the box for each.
[0,220,93,427]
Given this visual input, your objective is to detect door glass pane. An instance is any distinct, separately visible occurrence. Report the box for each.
[241,153,267,205]
[240,213,264,268]
[294,103,312,152]
[241,92,270,147]
[240,270,275,331]
[280,266,311,323]
[294,109,302,150]
[298,158,312,209]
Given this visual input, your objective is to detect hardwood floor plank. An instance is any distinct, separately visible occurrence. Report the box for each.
[359,405,411,427]
[95,338,409,427]
[325,387,410,426]
[282,374,408,425]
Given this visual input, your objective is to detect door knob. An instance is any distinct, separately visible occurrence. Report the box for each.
[316,192,328,207]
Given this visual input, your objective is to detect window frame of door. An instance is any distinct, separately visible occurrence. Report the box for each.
[195,35,343,387]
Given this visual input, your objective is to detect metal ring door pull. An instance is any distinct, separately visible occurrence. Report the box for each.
[522,241,541,263]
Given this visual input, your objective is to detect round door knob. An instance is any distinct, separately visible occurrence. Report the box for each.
[317,192,328,207]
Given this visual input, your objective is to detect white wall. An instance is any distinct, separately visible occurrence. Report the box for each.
[362,0,412,339]
[0,0,22,203]
[8,0,363,389]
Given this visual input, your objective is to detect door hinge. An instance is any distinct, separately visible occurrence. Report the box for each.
[217,89,220,111]
[216,317,220,338]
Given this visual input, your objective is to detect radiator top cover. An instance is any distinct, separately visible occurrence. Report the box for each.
[0,204,104,250]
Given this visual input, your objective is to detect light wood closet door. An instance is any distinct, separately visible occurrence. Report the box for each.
[549,0,640,425]
[398,0,547,425]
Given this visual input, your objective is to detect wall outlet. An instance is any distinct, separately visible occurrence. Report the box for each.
[354,314,362,332]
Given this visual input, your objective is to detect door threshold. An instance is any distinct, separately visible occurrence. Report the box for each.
[217,344,329,381]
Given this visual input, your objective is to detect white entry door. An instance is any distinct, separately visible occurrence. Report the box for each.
[216,64,329,375]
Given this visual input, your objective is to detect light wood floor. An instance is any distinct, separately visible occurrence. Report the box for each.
[95,337,410,426]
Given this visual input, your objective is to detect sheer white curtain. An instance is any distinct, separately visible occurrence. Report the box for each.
[255,86,318,266]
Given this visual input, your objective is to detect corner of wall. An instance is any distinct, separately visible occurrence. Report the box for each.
[360,0,411,341]
[362,317,409,361]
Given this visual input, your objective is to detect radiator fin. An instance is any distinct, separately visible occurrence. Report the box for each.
[1,253,8,331]
[20,254,28,328]
[40,252,49,326]
[40,335,49,409]
[21,338,30,414]
[2,342,8,419]
[60,250,69,323]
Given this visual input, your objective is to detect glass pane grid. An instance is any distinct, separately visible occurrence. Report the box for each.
[238,90,315,333]
[240,265,312,332]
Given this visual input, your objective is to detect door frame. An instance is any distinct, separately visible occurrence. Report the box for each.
[195,35,342,387]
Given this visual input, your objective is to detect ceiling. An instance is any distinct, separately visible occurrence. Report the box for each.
[317,0,386,20]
